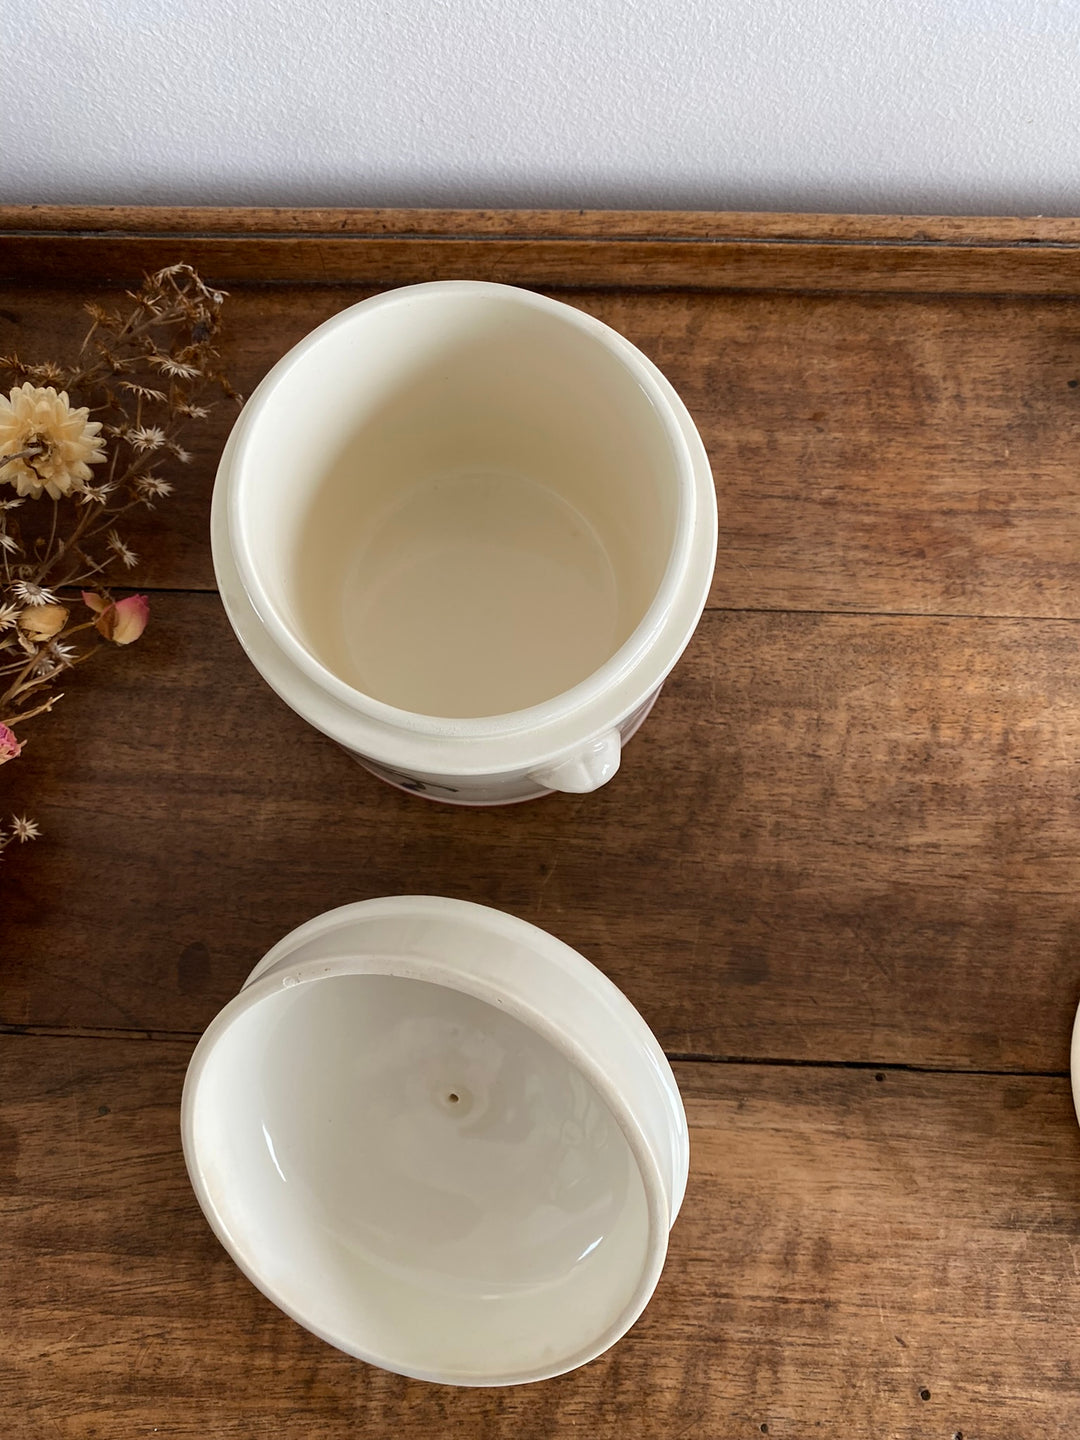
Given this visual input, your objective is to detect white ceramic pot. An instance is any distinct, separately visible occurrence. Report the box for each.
[212,282,716,804]
[181,897,689,1386]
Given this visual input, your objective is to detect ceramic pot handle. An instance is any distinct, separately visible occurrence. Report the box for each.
[529,730,622,794]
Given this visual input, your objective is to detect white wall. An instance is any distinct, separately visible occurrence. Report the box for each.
[5,0,1080,214]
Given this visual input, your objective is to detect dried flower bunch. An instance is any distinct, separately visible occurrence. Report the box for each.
[0,263,236,846]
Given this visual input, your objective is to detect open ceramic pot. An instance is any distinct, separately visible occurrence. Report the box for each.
[212,282,717,804]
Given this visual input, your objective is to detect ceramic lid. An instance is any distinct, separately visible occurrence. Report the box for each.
[181,896,689,1385]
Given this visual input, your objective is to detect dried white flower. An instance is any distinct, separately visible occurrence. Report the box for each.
[106,529,138,569]
[10,815,40,842]
[0,497,24,512]
[27,362,66,385]
[146,354,200,380]
[0,602,21,630]
[0,383,106,499]
[0,531,19,554]
[11,580,58,607]
[170,445,193,465]
[120,382,168,403]
[127,425,167,452]
[133,474,173,500]
[28,638,74,677]
[78,482,116,505]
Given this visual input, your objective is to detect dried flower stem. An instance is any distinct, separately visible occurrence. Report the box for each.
[0,263,239,831]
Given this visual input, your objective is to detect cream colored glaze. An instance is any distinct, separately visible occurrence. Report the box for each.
[279,299,677,721]
[295,468,634,718]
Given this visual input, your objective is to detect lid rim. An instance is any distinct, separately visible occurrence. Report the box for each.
[180,896,687,1384]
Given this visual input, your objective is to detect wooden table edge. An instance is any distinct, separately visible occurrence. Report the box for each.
[5,206,1080,293]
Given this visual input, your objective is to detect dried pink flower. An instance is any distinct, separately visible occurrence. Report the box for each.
[0,722,21,764]
[82,590,149,645]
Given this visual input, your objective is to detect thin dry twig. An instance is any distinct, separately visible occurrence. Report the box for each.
[0,264,239,840]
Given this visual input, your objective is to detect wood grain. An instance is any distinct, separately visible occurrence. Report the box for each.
[6,208,1080,292]
[10,234,1080,295]
[2,1034,1078,1440]
[4,284,1080,618]
[607,288,1080,619]
[4,210,1080,1438]
[5,595,1080,1072]
[8,206,1080,242]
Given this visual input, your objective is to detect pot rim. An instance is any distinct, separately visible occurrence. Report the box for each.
[214,282,717,773]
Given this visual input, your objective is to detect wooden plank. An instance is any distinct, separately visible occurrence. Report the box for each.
[2,1034,1078,1438]
[7,205,1080,243]
[656,287,1080,619]
[4,284,1080,618]
[5,208,1080,295]
[4,598,1080,1071]
[0,283,354,594]
[8,230,1080,293]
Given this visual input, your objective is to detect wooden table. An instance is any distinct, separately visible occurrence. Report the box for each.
[3,207,1080,1438]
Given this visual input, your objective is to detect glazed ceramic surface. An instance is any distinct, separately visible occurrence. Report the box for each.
[181,897,689,1385]
[213,282,717,803]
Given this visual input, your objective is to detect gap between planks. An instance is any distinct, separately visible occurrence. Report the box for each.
[10,226,1080,252]
[0,1022,1068,1081]
[119,584,1080,628]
